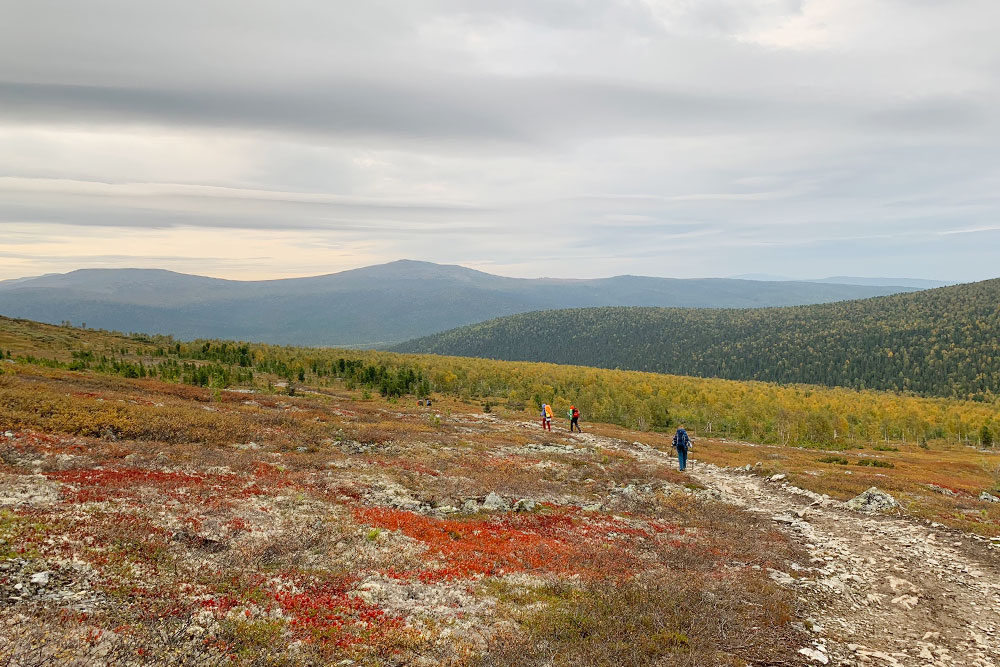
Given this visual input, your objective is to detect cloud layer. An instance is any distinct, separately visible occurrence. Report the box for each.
[1,0,998,280]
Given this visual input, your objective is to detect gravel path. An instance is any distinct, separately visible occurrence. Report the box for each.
[568,429,1000,666]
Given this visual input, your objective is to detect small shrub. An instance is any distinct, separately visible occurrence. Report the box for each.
[856,458,895,468]
[818,456,849,465]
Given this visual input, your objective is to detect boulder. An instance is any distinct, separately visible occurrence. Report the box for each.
[482,492,510,512]
[980,491,1000,503]
[844,487,898,513]
[462,499,480,513]
[513,498,537,512]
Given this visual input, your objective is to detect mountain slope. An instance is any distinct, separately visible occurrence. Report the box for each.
[0,260,921,346]
[393,278,1000,398]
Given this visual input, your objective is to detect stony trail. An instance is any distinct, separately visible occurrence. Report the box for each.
[565,428,1000,666]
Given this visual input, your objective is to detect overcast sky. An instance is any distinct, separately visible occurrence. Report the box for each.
[1,0,998,281]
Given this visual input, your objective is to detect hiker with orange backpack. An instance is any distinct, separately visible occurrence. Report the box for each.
[540,403,553,431]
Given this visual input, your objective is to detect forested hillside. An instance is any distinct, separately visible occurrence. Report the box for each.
[394,278,1000,400]
[3,314,998,449]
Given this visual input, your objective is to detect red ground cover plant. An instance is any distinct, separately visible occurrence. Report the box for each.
[198,573,414,658]
[43,465,304,508]
[354,505,684,583]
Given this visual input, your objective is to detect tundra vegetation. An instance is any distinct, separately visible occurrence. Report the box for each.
[1,315,999,664]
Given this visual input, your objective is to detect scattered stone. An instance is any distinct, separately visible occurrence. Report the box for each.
[927,483,956,496]
[798,647,829,664]
[482,492,510,511]
[843,487,898,513]
[979,491,999,503]
[462,499,480,513]
[768,568,796,586]
[513,498,537,512]
[770,473,786,482]
[616,484,638,497]
[29,571,50,587]
[3,431,13,438]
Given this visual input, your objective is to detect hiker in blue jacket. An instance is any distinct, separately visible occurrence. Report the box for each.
[672,426,692,471]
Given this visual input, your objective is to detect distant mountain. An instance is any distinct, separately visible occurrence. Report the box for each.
[727,273,795,282]
[808,276,951,289]
[394,278,1000,399]
[0,260,922,347]
[729,274,951,288]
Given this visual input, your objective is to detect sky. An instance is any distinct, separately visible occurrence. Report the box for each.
[1,0,999,282]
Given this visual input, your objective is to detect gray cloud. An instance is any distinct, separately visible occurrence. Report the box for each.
[1,0,999,282]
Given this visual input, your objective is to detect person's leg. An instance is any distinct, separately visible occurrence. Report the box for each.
[678,447,687,471]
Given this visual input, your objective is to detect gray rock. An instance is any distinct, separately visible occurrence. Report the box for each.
[980,491,1000,503]
[844,487,899,513]
[799,646,829,664]
[513,498,537,512]
[770,473,786,482]
[482,492,510,511]
[29,571,50,587]
[462,499,480,513]
[3,431,13,438]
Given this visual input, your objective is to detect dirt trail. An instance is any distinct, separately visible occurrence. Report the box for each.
[566,429,1000,666]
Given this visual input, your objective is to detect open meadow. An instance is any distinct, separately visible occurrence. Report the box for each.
[1,317,999,665]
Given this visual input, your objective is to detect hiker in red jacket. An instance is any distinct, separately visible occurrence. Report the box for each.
[569,405,581,432]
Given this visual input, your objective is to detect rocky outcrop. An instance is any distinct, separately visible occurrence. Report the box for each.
[843,487,898,513]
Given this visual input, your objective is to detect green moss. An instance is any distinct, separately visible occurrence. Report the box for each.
[0,510,55,560]
[221,618,287,655]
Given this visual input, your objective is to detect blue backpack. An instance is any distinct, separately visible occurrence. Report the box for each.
[673,429,690,450]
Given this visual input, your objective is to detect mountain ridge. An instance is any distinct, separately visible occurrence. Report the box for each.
[0,260,925,346]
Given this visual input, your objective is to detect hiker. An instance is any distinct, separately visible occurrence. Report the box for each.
[568,405,581,432]
[541,403,553,431]
[672,426,692,471]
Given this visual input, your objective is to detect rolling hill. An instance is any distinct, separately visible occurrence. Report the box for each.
[393,278,1000,399]
[0,260,921,347]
